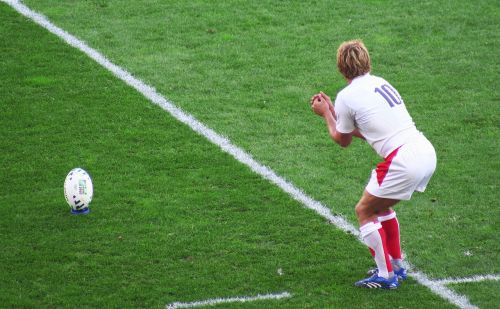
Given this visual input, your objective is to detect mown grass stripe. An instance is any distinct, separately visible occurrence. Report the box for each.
[0,1,481,308]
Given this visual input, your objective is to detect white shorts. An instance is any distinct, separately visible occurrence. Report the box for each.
[366,136,437,200]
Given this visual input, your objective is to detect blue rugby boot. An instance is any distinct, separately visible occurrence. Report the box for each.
[355,273,399,289]
[367,267,407,281]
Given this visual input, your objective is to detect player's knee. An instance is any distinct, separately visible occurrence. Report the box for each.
[355,203,369,219]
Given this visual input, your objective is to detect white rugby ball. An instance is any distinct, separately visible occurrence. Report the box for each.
[64,168,93,214]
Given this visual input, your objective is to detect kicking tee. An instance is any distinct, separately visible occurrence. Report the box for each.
[334,73,421,158]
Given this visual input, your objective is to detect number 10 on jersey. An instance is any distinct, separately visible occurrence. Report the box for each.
[375,84,402,107]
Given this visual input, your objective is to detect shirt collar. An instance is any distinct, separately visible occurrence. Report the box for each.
[351,72,371,83]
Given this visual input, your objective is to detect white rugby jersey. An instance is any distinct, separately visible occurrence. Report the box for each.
[334,73,421,158]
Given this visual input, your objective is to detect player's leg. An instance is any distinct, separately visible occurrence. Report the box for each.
[369,138,435,281]
[355,190,400,226]
[354,191,400,289]
[356,191,399,278]
[377,208,407,280]
[361,146,410,282]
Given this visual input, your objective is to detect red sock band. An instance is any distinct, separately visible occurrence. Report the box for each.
[377,227,393,273]
[380,216,402,260]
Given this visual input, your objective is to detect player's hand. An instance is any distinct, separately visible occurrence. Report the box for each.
[319,91,336,119]
[310,94,329,117]
[309,94,320,107]
[319,91,332,105]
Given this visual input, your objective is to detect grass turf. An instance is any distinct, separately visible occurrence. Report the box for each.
[22,0,499,277]
[2,0,499,308]
[450,281,500,309]
[0,3,456,308]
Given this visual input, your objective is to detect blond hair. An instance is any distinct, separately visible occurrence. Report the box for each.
[336,40,371,80]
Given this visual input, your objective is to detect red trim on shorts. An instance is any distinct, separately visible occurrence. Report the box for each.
[376,146,402,186]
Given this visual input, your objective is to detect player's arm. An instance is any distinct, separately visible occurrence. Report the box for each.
[321,91,365,140]
[323,109,353,147]
[310,94,353,147]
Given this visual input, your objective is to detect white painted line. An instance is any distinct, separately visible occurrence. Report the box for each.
[436,274,500,285]
[0,1,490,309]
[408,271,478,309]
[166,291,292,308]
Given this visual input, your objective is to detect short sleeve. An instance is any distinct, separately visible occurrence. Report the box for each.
[334,96,356,133]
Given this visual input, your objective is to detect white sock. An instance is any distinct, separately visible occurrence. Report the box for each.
[360,221,394,279]
[392,258,403,271]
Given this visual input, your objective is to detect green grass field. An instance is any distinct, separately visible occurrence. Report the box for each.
[1,0,498,308]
